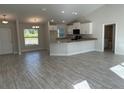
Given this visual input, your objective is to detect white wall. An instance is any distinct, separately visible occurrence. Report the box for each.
[0,21,49,54]
[19,23,47,52]
[85,5,124,55]
[44,22,50,50]
[0,22,18,54]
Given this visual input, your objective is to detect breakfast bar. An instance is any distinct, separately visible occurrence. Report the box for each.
[50,38,97,56]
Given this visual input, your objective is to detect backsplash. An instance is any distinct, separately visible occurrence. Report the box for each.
[50,30,95,42]
[66,34,94,39]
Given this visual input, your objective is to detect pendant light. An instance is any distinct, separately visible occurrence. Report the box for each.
[32,26,39,29]
[2,15,8,24]
[32,18,39,29]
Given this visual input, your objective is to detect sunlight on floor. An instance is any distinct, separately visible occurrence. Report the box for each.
[73,80,91,89]
[110,63,124,79]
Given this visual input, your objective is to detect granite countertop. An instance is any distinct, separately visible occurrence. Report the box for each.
[51,38,97,43]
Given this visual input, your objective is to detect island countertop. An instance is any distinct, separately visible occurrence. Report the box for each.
[50,38,97,43]
[50,38,96,56]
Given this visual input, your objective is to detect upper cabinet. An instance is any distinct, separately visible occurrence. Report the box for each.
[67,22,81,34]
[49,25,58,31]
[80,23,93,34]
[67,25,73,34]
[67,22,93,34]
[73,22,81,29]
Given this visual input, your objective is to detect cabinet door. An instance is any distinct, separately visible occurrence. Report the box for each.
[84,23,89,34]
[67,25,73,34]
[85,23,92,34]
[73,22,80,29]
[80,23,92,34]
[53,26,57,31]
[49,25,57,31]
[49,26,52,30]
[49,25,54,30]
[88,23,92,34]
[80,24,85,34]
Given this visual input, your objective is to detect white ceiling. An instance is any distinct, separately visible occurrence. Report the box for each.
[0,4,104,24]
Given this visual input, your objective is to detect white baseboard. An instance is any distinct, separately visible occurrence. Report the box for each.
[115,52,124,55]
[21,48,45,53]
[67,49,96,56]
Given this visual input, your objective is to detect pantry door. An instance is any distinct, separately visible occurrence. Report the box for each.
[0,28,13,55]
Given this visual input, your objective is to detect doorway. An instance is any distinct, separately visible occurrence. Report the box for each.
[0,28,13,55]
[104,24,116,53]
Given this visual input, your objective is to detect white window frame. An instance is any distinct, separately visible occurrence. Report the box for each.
[23,28,39,46]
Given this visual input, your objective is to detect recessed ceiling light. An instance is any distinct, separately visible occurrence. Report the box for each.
[50,19,54,22]
[61,11,65,13]
[75,12,78,15]
[62,20,65,23]
[42,8,47,11]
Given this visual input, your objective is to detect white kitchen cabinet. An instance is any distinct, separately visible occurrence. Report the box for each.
[49,25,58,31]
[50,40,96,56]
[67,22,81,34]
[73,22,81,29]
[67,22,93,34]
[80,23,92,34]
[67,25,73,34]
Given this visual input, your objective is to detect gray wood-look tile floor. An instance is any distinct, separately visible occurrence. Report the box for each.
[0,50,124,89]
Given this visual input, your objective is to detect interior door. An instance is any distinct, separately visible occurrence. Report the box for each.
[0,28,13,55]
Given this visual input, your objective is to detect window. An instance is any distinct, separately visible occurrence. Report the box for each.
[24,29,39,46]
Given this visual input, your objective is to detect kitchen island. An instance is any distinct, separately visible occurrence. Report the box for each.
[50,38,97,56]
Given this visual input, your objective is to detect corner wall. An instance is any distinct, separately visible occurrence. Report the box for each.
[86,5,124,55]
[19,23,47,52]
